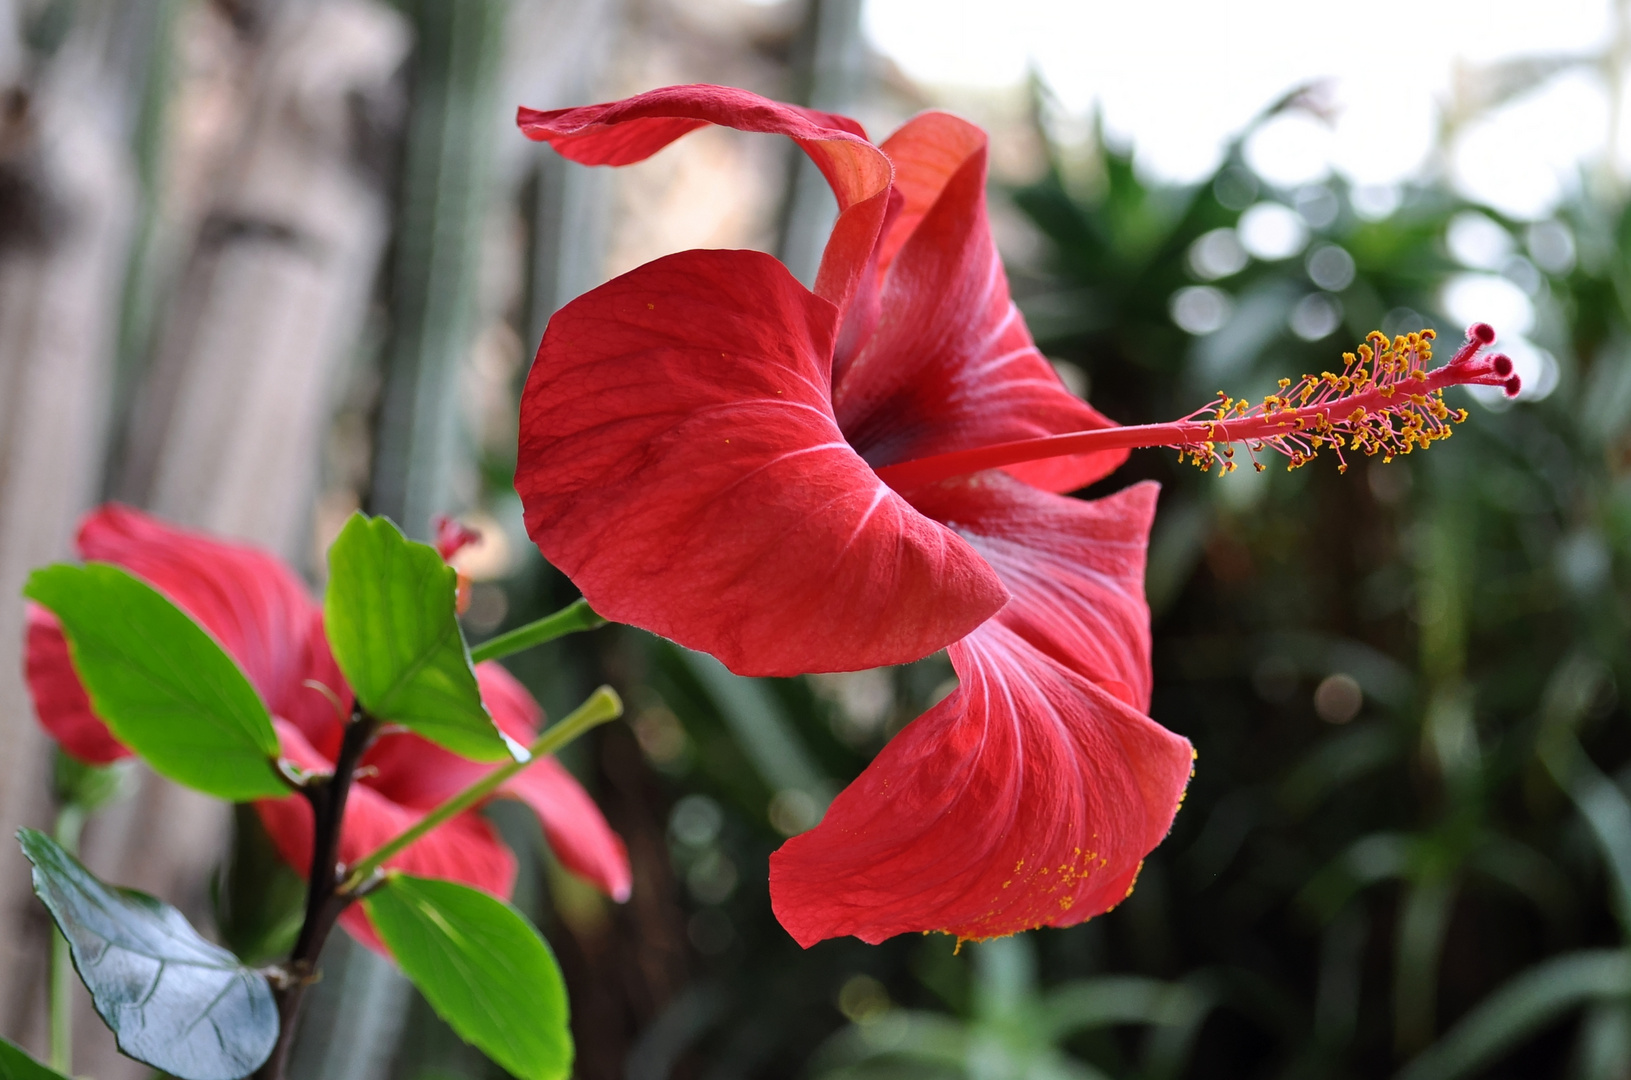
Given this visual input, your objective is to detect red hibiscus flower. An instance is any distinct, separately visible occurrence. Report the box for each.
[24,505,631,951]
[513,85,1194,945]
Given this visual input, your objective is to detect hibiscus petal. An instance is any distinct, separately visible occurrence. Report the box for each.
[258,720,517,956]
[362,664,633,901]
[870,111,984,280]
[908,476,1158,711]
[516,247,1008,676]
[517,84,892,314]
[478,664,632,901]
[24,605,130,764]
[769,623,1192,947]
[833,113,1125,494]
[74,505,343,751]
[768,478,1187,945]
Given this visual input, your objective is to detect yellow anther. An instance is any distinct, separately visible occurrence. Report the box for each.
[1201,328,1459,480]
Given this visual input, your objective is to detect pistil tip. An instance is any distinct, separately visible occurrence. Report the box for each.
[1491,353,1513,378]
[1504,375,1522,397]
[1469,322,1496,345]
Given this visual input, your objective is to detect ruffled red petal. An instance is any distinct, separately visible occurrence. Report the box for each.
[362,664,632,901]
[769,621,1192,946]
[74,505,344,751]
[516,247,1007,676]
[517,84,892,315]
[908,476,1158,711]
[833,113,1125,495]
[870,112,984,281]
[23,605,130,764]
[768,478,1188,945]
[258,721,516,956]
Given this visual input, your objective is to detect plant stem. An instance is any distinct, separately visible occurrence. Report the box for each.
[48,804,85,1075]
[339,685,622,894]
[255,708,379,1080]
[468,598,605,664]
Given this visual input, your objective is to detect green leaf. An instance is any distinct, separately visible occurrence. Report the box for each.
[23,563,285,801]
[1040,976,1201,1039]
[324,513,508,760]
[1543,735,1631,936]
[363,873,571,1080]
[18,828,278,1080]
[1396,948,1631,1080]
[0,1034,71,1080]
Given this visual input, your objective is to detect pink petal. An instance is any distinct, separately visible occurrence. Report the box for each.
[74,504,346,753]
[359,665,632,901]
[477,664,632,901]
[23,605,130,764]
[769,478,1187,945]
[503,757,633,903]
[517,84,892,315]
[834,113,1125,494]
[258,720,517,957]
[516,247,1007,677]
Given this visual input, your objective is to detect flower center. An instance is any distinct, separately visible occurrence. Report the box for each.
[874,325,1517,490]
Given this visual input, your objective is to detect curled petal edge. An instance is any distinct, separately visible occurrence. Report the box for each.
[768,621,1193,947]
[517,83,892,316]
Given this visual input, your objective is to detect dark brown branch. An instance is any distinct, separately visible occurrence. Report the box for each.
[254,706,377,1080]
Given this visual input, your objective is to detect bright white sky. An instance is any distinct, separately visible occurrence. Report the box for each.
[862,0,1625,220]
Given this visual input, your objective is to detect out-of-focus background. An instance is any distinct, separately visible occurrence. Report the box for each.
[3,0,1631,1076]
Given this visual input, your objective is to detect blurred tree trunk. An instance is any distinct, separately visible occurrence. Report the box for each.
[368,0,507,539]
[0,0,139,1051]
[115,0,408,563]
[295,2,520,1075]
[514,0,619,341]
[45,3,406,1076]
